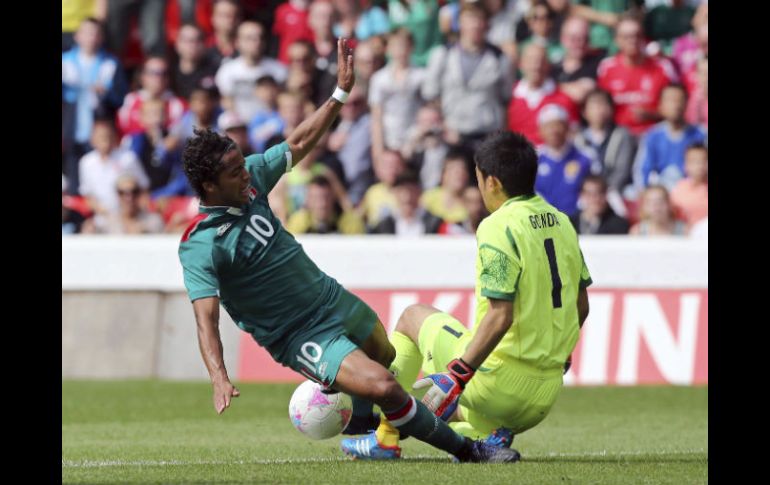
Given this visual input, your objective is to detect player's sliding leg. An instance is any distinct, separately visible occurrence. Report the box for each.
[342,320,394,435]
[367,305,438,446]
[334,349,520,463]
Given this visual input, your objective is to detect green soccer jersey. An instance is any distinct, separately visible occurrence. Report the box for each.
[473,195,592,371]
[178,142,342,348]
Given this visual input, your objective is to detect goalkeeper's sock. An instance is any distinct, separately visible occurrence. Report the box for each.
[382,396,465,455]
[389,331,422,391]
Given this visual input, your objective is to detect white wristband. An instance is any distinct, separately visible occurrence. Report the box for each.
[331,86,350,104]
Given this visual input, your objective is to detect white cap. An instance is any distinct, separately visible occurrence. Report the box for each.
[538,104,569,126]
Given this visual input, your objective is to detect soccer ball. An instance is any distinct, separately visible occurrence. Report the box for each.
[288,380,353,440]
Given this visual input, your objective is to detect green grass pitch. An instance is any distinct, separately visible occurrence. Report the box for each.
[62,381,707,484]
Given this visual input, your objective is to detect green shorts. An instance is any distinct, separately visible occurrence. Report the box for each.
[266,286,378,387]
[419,312,564,437]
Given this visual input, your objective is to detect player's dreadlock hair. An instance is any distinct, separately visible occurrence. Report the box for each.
[183,127,236,199]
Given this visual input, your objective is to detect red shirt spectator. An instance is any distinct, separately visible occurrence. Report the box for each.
[597,17,678,136]
[508,43,577,145]
[117,57,187,135]
[273,0,315,64]
[597,54,677,136]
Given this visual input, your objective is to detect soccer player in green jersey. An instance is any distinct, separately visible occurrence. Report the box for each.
[342,131,592,458]
[178,39,519,463]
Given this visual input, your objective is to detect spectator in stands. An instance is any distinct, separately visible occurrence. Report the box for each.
[388,0,444,67]
[644,0,695,55]
[79,120,150,215]
[62,17,127,195]
[247,76,283,152]
[332,0,390,41]
[168,84,222,152]
[207,0,241,65]
[672,3,707,75]
[570,0,641,55]
[551,16,603,104]
[637,84,706,189]
[439,185,488,235]
[83,173,165,234]
[519,1,564,64]
[508,43,577,145]
[361,150,407,228]
[630,185,686,236]
[104,0,166,58]
[118,56,187,136]
[62,0,101,51]
[370,171,442,235]
[273,0,315,65]
[401,104,451,190]
[423,2,514,150]
[327,86,374,205]
[574,89,635,207]
[421,148,472,224]
[215,21,288,122]
[170,24,219,101]
[218,110,254,156]
[287,175,365,234]
[62,176,86,235]
[124,99,179,193]
[264,91,313,150]
[670,143,707,227]
[286,40,338,107]
[569,175,630,235]
[597,15,678,136]
[308,0,339,77]
[352,39,386,93]
[480,0,522,62]
[369,28,425,161]
[534,104,594,216]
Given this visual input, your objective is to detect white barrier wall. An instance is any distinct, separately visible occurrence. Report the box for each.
[62,236,707,383]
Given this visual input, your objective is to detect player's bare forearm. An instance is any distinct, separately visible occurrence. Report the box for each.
[578,287,590,328]
[193,297,240,413]
[192,297,230,384]
[460,298,513,370]
[287,38,355,164]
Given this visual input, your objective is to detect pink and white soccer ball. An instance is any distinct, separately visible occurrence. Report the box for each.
[288,380,353,440]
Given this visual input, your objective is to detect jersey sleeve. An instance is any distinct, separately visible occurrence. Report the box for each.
[246,141,292,194]
[179,240,220,302]
[579,249,593,289]
[476,219,522,301]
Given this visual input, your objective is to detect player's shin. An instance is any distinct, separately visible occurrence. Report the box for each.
[382,395,466,455]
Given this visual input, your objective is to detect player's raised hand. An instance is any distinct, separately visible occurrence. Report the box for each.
[213,379,240,414]
[336,38,355,92]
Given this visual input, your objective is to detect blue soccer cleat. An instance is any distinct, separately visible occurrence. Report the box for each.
[483,427,514,448]
[340,432,402,460]
[453,438,521,463]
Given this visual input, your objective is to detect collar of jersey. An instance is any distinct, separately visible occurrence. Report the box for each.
[199,204,246,216]
[502,194,536,208]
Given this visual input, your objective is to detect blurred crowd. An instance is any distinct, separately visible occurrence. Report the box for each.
[62,0,708,237]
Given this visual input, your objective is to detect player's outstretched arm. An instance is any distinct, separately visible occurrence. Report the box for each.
[286,38,355,165]
[192,296,240,414]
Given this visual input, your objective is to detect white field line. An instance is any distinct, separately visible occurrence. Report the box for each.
[62,449,707,468]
